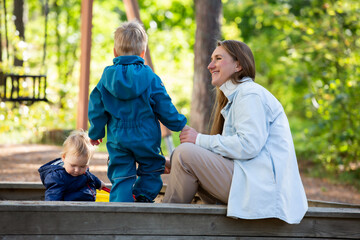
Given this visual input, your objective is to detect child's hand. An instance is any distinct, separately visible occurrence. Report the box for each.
[163,158,171,174]
[179,125,198,144]
[100,181,106,190]
[90,138,102,146]
[182,125,191,131]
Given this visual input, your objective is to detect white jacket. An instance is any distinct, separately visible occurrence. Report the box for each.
[196,78,308,224]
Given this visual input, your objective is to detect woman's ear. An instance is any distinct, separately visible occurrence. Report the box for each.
[235,63,242,73]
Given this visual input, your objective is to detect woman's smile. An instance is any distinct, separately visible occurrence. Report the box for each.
[208,46,240,87]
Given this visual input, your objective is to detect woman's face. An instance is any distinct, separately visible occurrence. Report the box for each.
[207,46,241,87]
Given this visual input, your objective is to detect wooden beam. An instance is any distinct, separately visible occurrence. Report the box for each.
[1,201,360,238]
[123,0,171,138]
[3,182,360,210]
[76,0,93,130]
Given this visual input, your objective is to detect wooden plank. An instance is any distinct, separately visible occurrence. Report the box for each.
[307,199,360,209]
[0,182,45,200]
[1,182,360,209]
[0,236,331,240]
[0,182,166,203]
[76,0,93,130]
[0,236,325,240]
[0,201,360,239]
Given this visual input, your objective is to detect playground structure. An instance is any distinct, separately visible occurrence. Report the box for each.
[0,74,47,102]
[0,0,49,104]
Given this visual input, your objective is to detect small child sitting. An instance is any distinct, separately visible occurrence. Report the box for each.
[38,130,106,201]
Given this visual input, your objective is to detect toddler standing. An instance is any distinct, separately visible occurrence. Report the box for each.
[88,20,187,202]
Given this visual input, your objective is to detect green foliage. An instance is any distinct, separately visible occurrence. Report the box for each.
[297,1,360,173]
[0,101,76,144]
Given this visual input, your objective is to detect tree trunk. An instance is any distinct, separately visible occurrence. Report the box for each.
[0,8,3,87]
[191,0,222,134]
[13,0,25,67]
[0,9,2,64]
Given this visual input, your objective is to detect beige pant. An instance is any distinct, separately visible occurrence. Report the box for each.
[163,143,234,204]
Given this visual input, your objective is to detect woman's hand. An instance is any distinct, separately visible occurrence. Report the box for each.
[179,125,198,144]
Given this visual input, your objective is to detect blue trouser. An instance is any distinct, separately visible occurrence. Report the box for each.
[106,141,165,202]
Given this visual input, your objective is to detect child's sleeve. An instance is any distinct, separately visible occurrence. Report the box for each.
[88,87,108,140]
[44,173,66,201]
[88,171,102,190]
[150,76,187,132]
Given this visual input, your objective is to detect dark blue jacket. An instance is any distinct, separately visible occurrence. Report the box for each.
[88,55,187,144]
[38,158,102,201]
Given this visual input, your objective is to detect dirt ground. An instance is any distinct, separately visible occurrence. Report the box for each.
[1,144,360,205]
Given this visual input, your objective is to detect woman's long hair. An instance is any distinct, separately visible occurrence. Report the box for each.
[210,40,256,135]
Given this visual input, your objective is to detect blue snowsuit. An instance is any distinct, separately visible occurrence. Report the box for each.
[88,55,187,202]
[38,158,102,201]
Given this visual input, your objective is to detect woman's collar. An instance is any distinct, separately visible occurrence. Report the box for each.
[219,80,237,98]
[219,77,253,99]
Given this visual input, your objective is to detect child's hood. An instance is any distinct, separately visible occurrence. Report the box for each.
[38,158,64,183]
[100,55,153,100]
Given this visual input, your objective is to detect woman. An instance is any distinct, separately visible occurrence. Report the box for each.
[163,40,308,224]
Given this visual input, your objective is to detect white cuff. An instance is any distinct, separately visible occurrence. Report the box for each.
[195,133,202,145]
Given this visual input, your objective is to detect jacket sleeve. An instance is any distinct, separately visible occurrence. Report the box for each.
[88,171,102,189]
[196,94,269,160]
[150,76,187,132]
[88,86,108,140]
[44,173,66,201]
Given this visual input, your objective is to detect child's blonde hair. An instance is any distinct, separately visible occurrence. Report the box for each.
[61,130,94,164]
[114,20,148,56]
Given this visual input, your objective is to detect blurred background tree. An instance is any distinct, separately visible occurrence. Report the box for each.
[190,0,221,134]
[0,0,359,185]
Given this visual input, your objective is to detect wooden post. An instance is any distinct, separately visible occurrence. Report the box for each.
[123,0,172,138]
[76,0,93,130]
